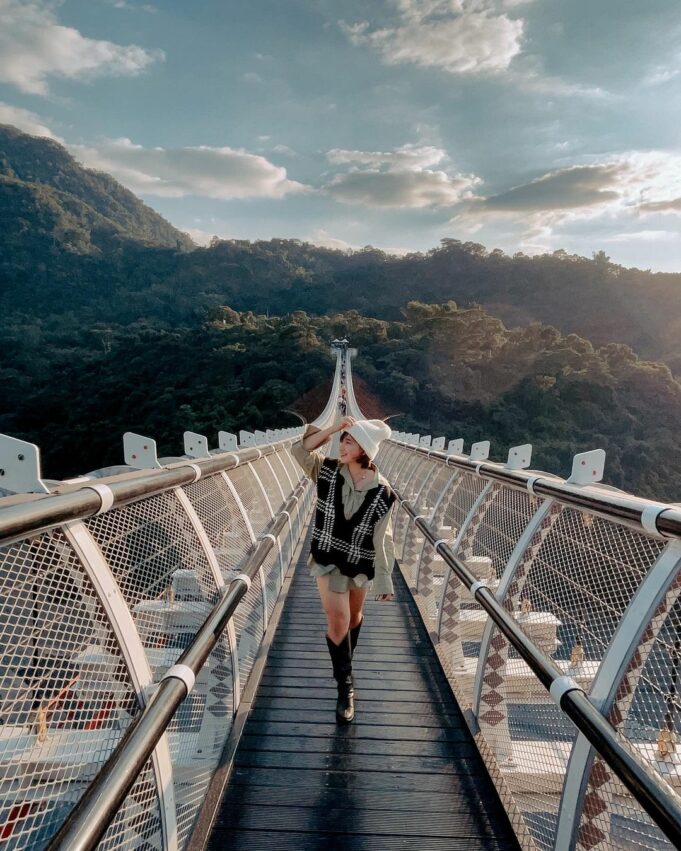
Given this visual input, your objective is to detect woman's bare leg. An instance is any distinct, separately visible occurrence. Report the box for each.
[316,575,350,644]
[348,586,368,630]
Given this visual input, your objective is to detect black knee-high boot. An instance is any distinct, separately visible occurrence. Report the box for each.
[349,615,363,658]
[325,632,355,724]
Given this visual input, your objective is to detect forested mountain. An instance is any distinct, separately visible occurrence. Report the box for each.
[2,125,681,370]
[0,125,194,257]
[2,125,681,502]
[3,302,681,501]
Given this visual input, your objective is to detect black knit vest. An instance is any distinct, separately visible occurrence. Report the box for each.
[310,458,396,579]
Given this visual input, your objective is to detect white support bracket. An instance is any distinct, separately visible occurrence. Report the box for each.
[526,475,544,496]
[446,438,465,456]
[235,572,252,591]
[239,430,255,448]
[470,441,490,462]
[471,498,557,717]
[419,435,432,447]
[180,463,202,483]
[227,618,241,712]
[123,432,161,469]
[506,444,532,470]
[173,488,224,590]
[555,539,681,849]
[220,474,257,545]
[567,449,606,485]
[0,434,49,494]
[218,431,238,452]
[431,437,446,450]
[183,431,210,459]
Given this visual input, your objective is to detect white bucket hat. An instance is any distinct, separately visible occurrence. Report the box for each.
[346,419,392,461]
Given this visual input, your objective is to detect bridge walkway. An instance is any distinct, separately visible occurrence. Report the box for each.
[205,527,521,850]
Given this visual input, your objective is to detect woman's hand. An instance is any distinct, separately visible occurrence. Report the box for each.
[337,415,356,432]
[375,593,395,602]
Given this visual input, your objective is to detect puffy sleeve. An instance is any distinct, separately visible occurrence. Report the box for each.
[290,425,325,483]
[371,503,396,596]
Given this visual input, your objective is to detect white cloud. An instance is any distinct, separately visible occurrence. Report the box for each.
[639,198,681,214]
[69,137,309,199]
[605,230,679,243]
[0,0,164,95]
[325,142,479,209]
[455,152,681,222]
[327,168,478,208]
[340,0,525,76]
[307,229,357,251]
[0,102,61,140]
[327,144,445,170]
[106,1,158,12]
[481,164,624,212]
[447,151,681,264]
[271,143,297,156]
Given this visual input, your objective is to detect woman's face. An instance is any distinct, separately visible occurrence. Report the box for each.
[339,432,363,464]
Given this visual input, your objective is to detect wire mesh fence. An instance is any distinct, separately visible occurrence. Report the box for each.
[374,440,681,851]
[0,440,311,851]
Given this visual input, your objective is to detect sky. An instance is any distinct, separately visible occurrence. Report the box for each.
[1,0,681,270]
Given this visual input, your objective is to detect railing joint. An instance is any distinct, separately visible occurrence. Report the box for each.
[162,664,196,696]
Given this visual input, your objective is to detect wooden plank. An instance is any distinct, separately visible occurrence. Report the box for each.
[207,830,519,851]
[227,765,503,796]
[243,720,471,743]
[205,526,520,851]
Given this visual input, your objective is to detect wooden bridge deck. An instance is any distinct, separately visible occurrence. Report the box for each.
[205,528,520,850]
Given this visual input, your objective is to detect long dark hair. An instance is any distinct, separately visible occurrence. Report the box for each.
[339,431,373,470]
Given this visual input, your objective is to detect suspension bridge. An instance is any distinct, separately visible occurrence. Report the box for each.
[0,341,680,851]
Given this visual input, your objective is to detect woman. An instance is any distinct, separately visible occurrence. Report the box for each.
[292,415,396,724]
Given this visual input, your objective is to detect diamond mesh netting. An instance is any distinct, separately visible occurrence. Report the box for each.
[0,531,161,851]
[383,442,681,851]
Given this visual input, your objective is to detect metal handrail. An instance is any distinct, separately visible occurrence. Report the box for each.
[390,439,681,541]
[0,440,297,549]
[46,480,307,851]
[399,496,681,848]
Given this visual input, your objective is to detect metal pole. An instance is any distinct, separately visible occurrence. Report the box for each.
[388,441,681,541]
[0,443,294,548]
[399,498,681,848]
[46,484,304,851]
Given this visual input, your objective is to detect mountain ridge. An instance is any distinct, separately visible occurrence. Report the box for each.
[1,124,680,376]
[0,124,194,253]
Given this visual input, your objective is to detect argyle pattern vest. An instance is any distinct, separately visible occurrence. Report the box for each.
[310,458,396,579]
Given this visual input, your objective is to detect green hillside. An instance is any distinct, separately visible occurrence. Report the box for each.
[3,303,680,501]
[0,124,194,255]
